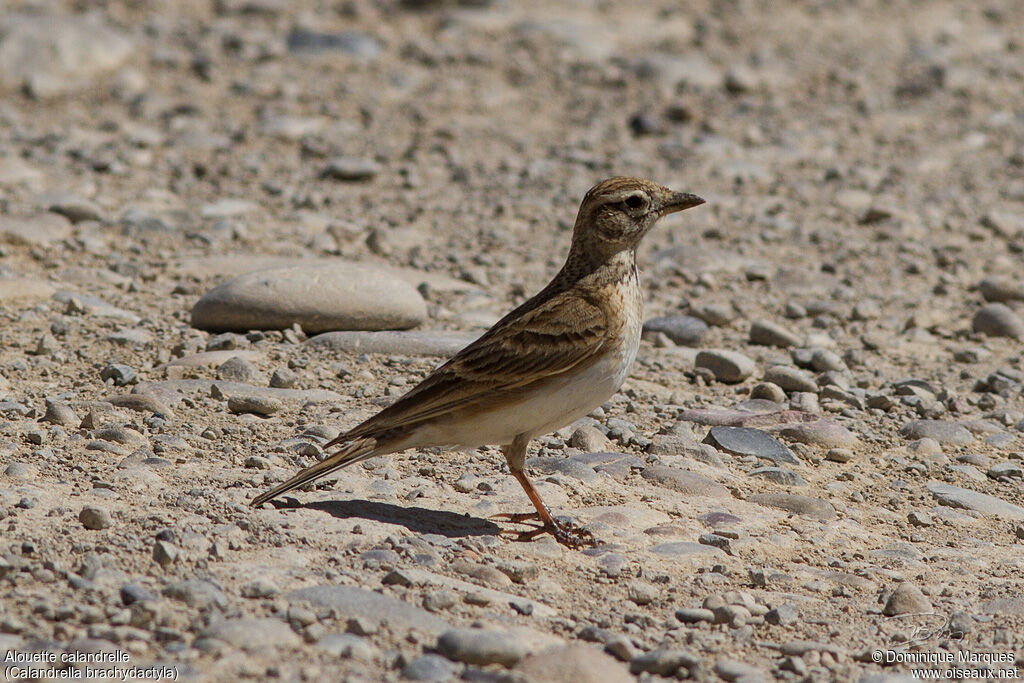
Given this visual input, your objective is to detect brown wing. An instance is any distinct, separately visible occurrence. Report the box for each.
[336,289,608,443]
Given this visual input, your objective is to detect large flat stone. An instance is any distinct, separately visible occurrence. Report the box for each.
[748,493,836,521]
[640,466,731,498]
[201,618,300,651]
[704,426,799,465]
[925,482,1024,520]
[0,13,134,95]
[0,278,56,305]
[191,263,426,333]
[900,420,974,446]
[0,214,72,247]
[395,568,555,617]
[285,584,450,635]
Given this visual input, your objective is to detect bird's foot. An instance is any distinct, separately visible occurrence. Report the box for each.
[495,513,598,549]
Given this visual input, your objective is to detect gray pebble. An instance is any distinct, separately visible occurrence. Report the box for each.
[825,448,854,463]
[987,462,1022,480]
[192,264,425,334]
[883,582,932,616]
[692,304,734,326]
[629,648,700,676]
[241,578,280,598]
[206,332,250,351]
[217,356,263,383]
[627,580,659,605]
[703,426,799,465]
[436,628,528,667]
[763,365,818,393]
[42,402,79,427]
[4,462,37,480]
[926,483,1024,520]
[778,419,858,448]
[598,553,627,578]
[604,635,639,661]
[120,583,157,605]
[784,302,806,319]
[269,367,299,388]
[46,194,104,223]
[286,585,447,634]
[423,589,458,612]
[79,506,112,530]
[287,29,381,59]
[908,511,933,527]
[765,603,799,625]
[676,607,715,623]
[569,425,611,452]
[153,541,179,566]
[316,632,374,660]
[403,654,459,681]
[100,363,136,386]
[642,315,708,346]
[748,493,835,520]
[899,420,974,445]
[227,394,283,416]
[979,277,1024,303]
[714,659,765,681]
[749,382,786,403]
[163,579,226,609]
[202,617,300,652]
[749,467,807,486]
[641,466,730,497]
[321,156,381,181]
[972,303,1024,339]
[810,348,846,372]
[695,349,756,383]
[750,319,802,347]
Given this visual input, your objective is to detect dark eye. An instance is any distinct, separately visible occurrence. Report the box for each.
[624,194,645,209]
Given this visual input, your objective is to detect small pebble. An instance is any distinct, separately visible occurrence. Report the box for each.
[79,506,112,530]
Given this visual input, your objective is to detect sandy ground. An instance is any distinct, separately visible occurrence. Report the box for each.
[1,0,1023,681]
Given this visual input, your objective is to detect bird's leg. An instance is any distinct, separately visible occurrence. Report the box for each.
[494,435,597,549]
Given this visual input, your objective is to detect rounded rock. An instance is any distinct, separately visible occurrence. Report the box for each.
[216,356,263,383]
[763,365,818,393]
[750,381,786,403]
[436,628,528,667]
[750,319,802,347]
[403,654,459,681]
[191,264,426,334]
[642,315,708,346]
[979,278,1024,303]
[227,395,283,416]
[79,506,113,530]
[883,582,932,616]
[972,303,1024,340]
[695,349,756,384]
[516,644,633,683]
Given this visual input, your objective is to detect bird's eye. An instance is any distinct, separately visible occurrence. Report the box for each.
[624,194,645,209]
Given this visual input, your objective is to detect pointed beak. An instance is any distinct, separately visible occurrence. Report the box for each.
[660,191,705,215]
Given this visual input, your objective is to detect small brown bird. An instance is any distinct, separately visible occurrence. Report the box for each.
[251,177,704,547]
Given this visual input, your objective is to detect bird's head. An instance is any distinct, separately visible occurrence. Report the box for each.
[571,177,704,256]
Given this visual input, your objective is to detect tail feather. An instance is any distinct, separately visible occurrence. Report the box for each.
[250,437,379,507]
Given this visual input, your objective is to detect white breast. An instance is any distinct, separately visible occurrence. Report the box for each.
[418,326,641,449]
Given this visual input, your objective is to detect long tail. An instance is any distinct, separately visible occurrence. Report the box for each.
[250,436,381,507]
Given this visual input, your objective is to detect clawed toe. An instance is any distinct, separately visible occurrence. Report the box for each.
[495,514,599,549]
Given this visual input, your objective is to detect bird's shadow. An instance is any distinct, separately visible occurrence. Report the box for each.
[278,498,502,538]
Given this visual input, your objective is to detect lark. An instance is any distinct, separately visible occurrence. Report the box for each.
[251,177,705,547]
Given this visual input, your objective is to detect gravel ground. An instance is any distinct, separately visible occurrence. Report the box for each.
[1,0,1023,681]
